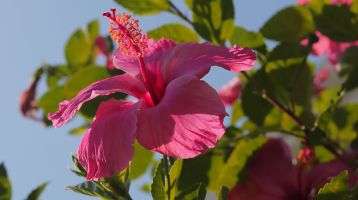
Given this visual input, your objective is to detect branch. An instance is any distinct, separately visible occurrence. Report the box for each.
[167,0,194,26]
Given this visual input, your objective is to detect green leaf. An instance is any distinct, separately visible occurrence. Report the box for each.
[67,181,113,199]
[175,184,206,200]
[340,46,358,91]
[213,136,266,191]
[169,160,182,200]
[267,42,307,65]
[230,26,265,50]
[0,163,11,200]
[185,0,235,43]
[151,160,166,200]
[130,142,154,179]
[25,182,48,200]
[241,70,273,125]
[87,20,100,43]
[65,29,92,69]
[316,171,358,200]
[178,153,212,193]
[37,86,66,114]
[315,5,358,42]
[148,23,199,43]
[69,123,89,136]
[114,0,170,15]
[63,66,109,99]
[260,6,314,42]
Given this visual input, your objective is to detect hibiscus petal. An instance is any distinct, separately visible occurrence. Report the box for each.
[161,43,256,82]
[228,183,284,200]
[77,99,139,180]
[48,74,147,127]
[302,159,347,192]
[244,139,299,197]
[113,39,176,77]
[136,75,226,158]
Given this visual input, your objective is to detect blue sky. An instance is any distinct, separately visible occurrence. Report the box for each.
[0,0,294,199]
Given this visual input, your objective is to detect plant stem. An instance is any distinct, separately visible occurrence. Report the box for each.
[167,0,194,26]
[163,155,171,200]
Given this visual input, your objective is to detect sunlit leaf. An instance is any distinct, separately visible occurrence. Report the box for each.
[114,0,170,15]
[230,26,265,50]
[37,86,66,114]
[185,0,234,43]
[148,23,199,43]
[65,29,92,69]
[151,160,166,200]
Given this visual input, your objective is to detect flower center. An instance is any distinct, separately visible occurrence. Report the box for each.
[103,9,158,106]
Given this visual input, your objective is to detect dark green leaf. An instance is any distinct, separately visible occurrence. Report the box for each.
[130,142,154,179]
[315,5,358,42]
[0,163,11,200]
[260,6,314,42]
[151,160,166,200]
[65,29,92,69]
[175,184,206,200]
[114,0,170,15]
[241,70,273,125]
[67,181,113,199]
[25,182,48,200]
[148,23,199,43]
[178,153,212,193]
[267,42,307,64]
[341,46,358,91]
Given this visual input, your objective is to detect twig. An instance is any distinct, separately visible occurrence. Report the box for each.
[167,0,194,26]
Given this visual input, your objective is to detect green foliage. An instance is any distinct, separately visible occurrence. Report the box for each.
[130,142,154,179]
[0,163,11,200]
[340,46,358,91]
[317,171,358,200]
[230,26,266,52]
[175,184,206,200]
[315,5,358,42]
[241,70,273,125]
[260,6,314,42]
[37,86,66,114]
[68,181,114,199]
[185,0,234,43]
[114,0,170,15]
[148,23,199,43]
[63,66,109,99]
[212,136,266,191]
[151,160,166,200]
[65,29,92,70]
[25,182,48,200]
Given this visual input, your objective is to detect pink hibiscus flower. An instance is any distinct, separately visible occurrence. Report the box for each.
[313,66,330,95]
[311,32,358,66]
[48,9,256,180]
[228,139,347,200]
[218,77,241,106]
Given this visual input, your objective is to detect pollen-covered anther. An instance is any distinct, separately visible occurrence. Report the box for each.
[103,8,148,56]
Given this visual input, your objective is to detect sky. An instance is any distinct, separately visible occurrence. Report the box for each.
[0,0,294,199]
